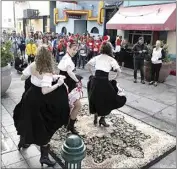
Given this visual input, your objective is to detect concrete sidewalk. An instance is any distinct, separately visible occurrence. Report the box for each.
[1,68,176,168]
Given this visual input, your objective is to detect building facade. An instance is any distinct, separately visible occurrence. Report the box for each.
[15,1,50,35]
[2,1,14,32]
[106,0,176,59]
[54,1,105,36]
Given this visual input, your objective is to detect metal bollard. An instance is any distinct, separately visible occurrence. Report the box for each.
[61,134,86,169]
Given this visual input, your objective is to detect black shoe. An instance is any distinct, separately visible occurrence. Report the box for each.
[40,145,56,167]
[93,114,98,126]
[17,70,22,74]
[99,117,110,127]
[67,118,79,135]
[134,79,137,83]
[141,80,145,84]
[18,136,30,151]
[149,81,154,85]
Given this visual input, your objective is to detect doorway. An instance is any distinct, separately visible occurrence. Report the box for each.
[74,20,87,34]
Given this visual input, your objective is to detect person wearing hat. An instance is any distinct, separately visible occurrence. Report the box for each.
[132,37,148,84]
[26,38,37,64]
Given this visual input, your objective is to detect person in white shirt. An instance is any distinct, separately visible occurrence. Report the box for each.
[13,45,70,167]
[9,30,19,65]
[36,35,43,47]
[86,41,127,127]
[149,40,165,86]
[58,39,83,135]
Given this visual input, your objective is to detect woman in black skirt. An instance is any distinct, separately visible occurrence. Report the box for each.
[86,41,127,127]
[13,45,70,167]
[13,76,32,149]
[58,39,83,135]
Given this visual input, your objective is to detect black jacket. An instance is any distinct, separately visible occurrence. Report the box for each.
[132,43,148,60]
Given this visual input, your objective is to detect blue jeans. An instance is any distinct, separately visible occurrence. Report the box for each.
[78,55,86,68]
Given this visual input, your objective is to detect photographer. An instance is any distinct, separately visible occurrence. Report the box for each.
[14,55,28,74]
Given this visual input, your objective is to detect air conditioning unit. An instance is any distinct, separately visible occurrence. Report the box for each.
[23,9,39,19]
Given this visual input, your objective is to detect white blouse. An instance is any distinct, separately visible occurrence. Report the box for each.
[58,53,75,71]
[151,47,163,64]
[88,54,121,73]
[22,62,53,88]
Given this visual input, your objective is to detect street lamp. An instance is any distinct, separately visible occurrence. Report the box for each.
[13,1,16,29]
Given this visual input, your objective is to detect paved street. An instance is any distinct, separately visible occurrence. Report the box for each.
[1,67,176,168]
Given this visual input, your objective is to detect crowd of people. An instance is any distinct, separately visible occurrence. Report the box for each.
[8,30,129,72]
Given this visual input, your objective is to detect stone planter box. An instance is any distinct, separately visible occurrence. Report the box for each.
[144,61,172,82]
[1,64,12,96]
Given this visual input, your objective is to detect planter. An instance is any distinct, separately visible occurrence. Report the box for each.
[1,64,12,96]
[144,61,172,82]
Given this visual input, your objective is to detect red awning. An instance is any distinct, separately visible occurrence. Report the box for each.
[106,3,176,31]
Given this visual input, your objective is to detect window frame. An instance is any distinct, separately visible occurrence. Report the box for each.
[128,30,153,45]
[91,27,99,34]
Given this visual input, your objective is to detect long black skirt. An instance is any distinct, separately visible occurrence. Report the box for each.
[13,76,32,135]
[13,79,70,146]
[87,70,126,116]
[59,70,83,93]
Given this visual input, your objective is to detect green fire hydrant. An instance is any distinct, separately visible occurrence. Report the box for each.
[61,134,86,169]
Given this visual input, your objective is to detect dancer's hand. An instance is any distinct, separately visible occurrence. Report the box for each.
[76,81,82,88]
[53,75,66,81]
[53,75,60,81]
[57,78,64,86]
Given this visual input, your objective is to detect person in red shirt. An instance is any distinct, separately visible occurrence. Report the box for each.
[115,36,122,53]
[93,38,101,56]
[87,37,94,60]
[56,39,66,63]
[103,35,110,42]
[63,37,68,47]
[69,34,74,40]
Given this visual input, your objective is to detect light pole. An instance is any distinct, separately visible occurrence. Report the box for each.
[13,1,16,29]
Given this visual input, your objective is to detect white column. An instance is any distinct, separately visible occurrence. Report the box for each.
[167,31,176,56]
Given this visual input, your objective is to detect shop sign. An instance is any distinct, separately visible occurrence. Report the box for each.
[68,14,81,19]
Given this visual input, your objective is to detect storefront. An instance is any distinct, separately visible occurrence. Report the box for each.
[106,2,176,68]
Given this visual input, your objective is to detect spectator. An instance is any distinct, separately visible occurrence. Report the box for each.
[78,39,88,69]
[14,55,28,74]
[26,39,37,63]
[57,39,66,63]
[149,40,165,86]
[93,37,101,57]
[132,37,148,84]
[9,30,19,65]
[36,35,43,47]
[87,37,94,60]
[19,34,26,59]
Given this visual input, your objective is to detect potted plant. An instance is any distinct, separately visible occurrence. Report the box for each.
[1,41,13,96]
[144,41,172,82]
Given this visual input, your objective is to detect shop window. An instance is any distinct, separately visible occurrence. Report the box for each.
[128,30,153,45]
[61,27,67,35]
[91,27,99,34]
